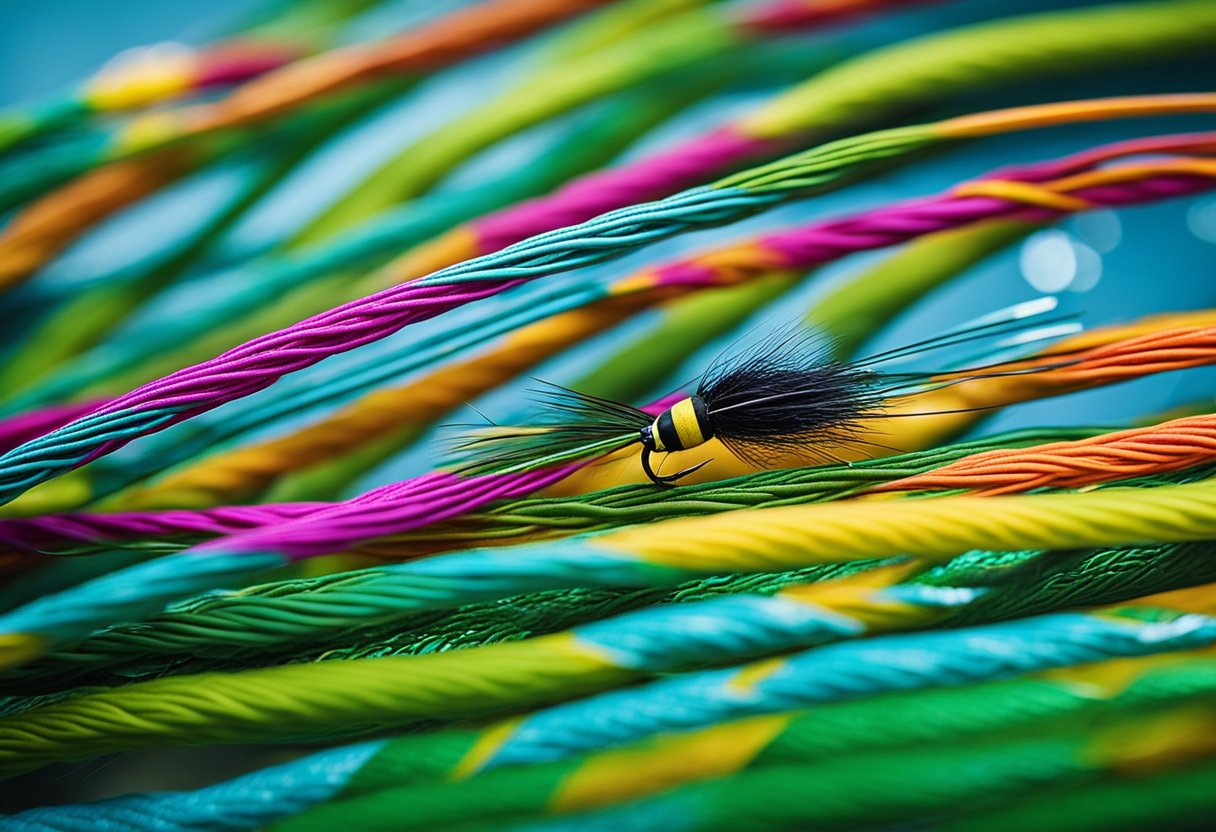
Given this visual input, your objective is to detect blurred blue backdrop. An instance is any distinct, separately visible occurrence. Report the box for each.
[0,0,1215,806]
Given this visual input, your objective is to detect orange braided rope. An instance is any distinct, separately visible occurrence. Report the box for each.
[0,151,194,289]
[874,413,1216,496]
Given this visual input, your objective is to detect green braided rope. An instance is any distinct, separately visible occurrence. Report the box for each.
[531,738,1094,831]
[273,660,1216,830]
[0,563,859,699]
[942,759,1216,832]
[74,40,833,406]
[1,429,1192,698]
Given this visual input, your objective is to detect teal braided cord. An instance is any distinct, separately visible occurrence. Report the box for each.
[0,549,149,613]
[4,454,1209,699]
[5,531,1216,711]
[4,603,1213,778]
[208,648,1216,819]
[0,125,934,507]
[15,48,781,421]
[13,0,1216,500]
[26,651,1216,832]
[268,662,1216,832]
[0,550,288,657]
[0,428,1099,692]
[941,759,1216,832]
[755,657,1216,764]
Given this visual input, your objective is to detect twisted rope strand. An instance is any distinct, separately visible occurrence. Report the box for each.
[107,135,1216,509]
[879,413,1216,495]
[9,468,1216,679]
[1,95,1210,506]
[16,647,1216,832]
[1,599,1211,779]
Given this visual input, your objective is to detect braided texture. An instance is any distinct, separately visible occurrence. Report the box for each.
[536,714,1212,831]
[102,135,1214,510]
[406,0,1216,277]
[3,93,1211,507]
[880,413,1216,495]
[459,606,1216,768]
[1,602,1212,778]
[21,648,1216,832]
[0,468,573,667]
[0,0,614,286]
[270,669,1216,831]
[6,468,1211,678]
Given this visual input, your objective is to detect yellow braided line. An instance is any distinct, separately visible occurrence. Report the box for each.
[952,180,1094,212]
[593,478,1216,571]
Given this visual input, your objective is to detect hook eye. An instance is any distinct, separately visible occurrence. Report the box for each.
[641,446,712,487]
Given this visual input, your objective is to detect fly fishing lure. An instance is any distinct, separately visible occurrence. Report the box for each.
[453,302,1080,485]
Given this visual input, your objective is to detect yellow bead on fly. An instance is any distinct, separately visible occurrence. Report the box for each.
[639,396,715,486]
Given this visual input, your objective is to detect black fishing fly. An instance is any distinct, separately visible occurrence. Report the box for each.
[452,301,1080,486]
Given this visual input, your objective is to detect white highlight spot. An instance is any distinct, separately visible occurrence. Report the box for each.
[1018,230,1102,294]
[1186,195,1216,244]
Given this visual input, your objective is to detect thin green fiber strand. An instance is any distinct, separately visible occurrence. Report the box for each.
[273,270,806,502]
[808,218,1040,360]
[70,427,1106,559]
[329,201,1041,497]
[0,566,843,701]
[1,108,1206,511]
[941,759,1216,832]
[13,0,1201,413]
[0,87,402,395]
[52,92,763,507]
[292,7,746,244]
[18,533,1216,703]
[325,653,1216,805]
[268,214,1048,501]
[271,673,1216,832]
